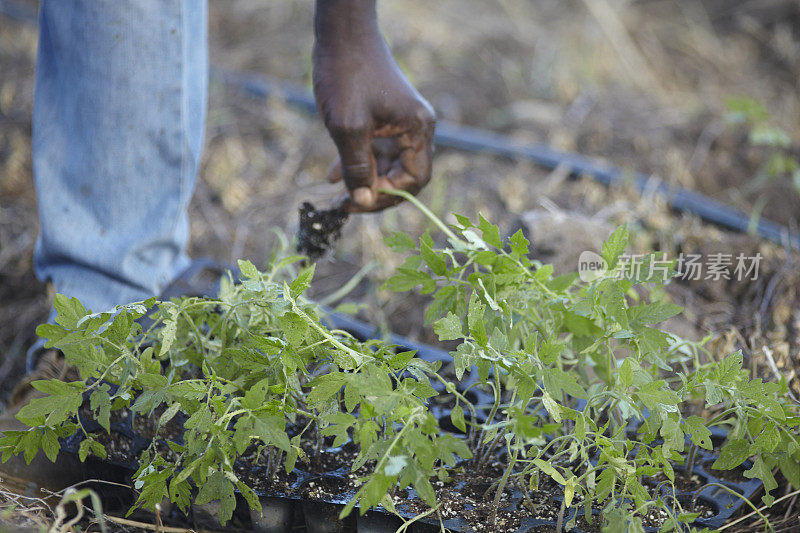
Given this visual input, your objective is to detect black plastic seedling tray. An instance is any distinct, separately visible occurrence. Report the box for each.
[59,311,762,532]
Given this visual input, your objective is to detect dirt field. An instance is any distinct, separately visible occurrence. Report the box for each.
[1,0,799,531]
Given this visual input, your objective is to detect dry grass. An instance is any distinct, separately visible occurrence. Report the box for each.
[1,0,799,530]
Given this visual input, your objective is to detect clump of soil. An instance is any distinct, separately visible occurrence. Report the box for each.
[90,431,136,465]
[300,475,353,503]
[396,463,563,533]
[131,405,185,441]
[536,515,603,533]
[296,201,349,261]
[677,496,716,520]
[651,468,707,492]
[298,438,359,473]
[235,459,299,495]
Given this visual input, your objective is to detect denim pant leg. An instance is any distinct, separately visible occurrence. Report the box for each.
[32,0,208,314]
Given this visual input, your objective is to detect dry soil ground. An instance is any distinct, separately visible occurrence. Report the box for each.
[0,0,799,531]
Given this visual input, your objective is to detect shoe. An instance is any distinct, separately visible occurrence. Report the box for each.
[0,350,85,498]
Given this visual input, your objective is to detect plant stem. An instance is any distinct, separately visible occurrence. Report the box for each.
[697,483,774,532]
[378,188,462,244]
[490,448,517,526]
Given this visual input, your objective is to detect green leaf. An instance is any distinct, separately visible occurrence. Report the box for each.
[243,378,270,410]
[78,438,106,462]
[779,452,800,489]
[420,232,446,276]
[195,470,237,525]
[254,415,291,453]
[602,225,629,268]
[105,311,133,343]
[159,307,179,357]
[383,232,416,252]
[383,267,432,292]
[508,229,530,256]
[660,417,684,454]
[541,391,561,423]
[53,293,89,329]
[754,423,780,453]
[434,312,462,341]
[489,327,508,352]
[712,438,751,470]
[450,405,466,433]
[627,301,682,325]
[425,285,458,324]
[41,428,60,463]
[89,387,112,432]
[716,350,743,387]
[384,455,408,477]
[169,478,192,512]
[279,312,308,346]
[467,294,487,346]
[16,380,84,427]
[477,214,503,249]
[599,279,629,329]
[35,323,69,347]
[533,458,566,485]
[237,259,259,279]
[307,373,345,405]
[562,312,603,338]
[683,416,712,450]
[289,264,315,298]
[544,368,587,400]
[619,358,633,388]
[745,455,778,506]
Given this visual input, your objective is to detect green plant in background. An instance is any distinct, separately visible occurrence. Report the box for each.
[0,190,797,532]
[725,96,800,198]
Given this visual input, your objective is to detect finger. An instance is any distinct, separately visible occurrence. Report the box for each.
[330,127,377,209]
[398,109,436,190]
[343,177,401,213]
[371,138,400,176]
[387,164,420,195]
[326,159,343,184]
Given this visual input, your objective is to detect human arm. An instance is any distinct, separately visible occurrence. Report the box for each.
[312,0,436,212]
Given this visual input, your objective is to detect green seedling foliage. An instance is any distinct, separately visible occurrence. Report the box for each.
[0,249,467,525]
[383,201,799,529]
[1,199,797,531]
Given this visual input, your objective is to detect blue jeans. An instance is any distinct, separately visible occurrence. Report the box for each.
[33,1,207,313]
[30,0,208,367]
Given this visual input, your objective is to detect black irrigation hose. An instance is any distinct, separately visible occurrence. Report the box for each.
[3,1,798,249]
[219,69,800,250]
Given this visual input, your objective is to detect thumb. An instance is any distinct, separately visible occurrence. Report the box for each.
[330,127,377,210]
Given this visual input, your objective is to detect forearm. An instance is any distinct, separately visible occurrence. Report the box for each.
[314,0,381,49]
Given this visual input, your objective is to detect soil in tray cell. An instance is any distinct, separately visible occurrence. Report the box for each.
[396,463,566,533]
[300,475,354,504]
[89,431,137,466]
[676,495,717,521]
[235,460,300,495]
[131,405,185,441]
[649,467,707,493]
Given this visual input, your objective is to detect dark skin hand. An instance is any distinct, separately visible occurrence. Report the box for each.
[313,0,436,213]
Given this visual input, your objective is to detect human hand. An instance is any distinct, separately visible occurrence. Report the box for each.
[313,0,436,213]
